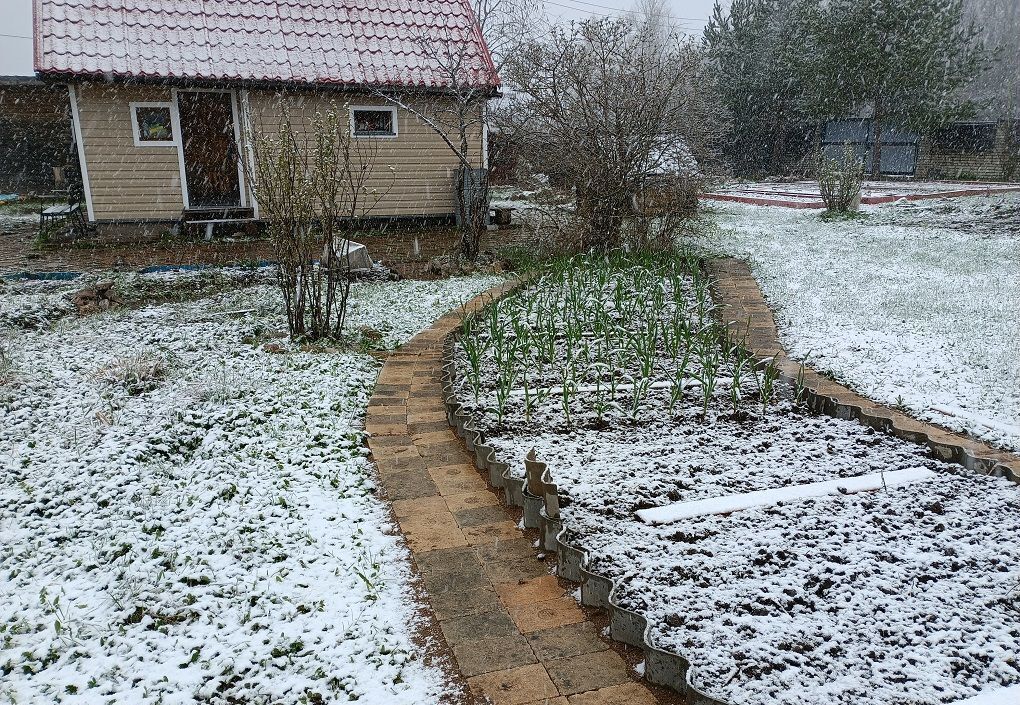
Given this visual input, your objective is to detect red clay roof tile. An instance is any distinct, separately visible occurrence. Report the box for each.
[34,0,499,89]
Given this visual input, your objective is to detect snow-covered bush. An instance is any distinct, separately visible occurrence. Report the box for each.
[0,338,13,384]
[818,143,863,214]
[244,105,388,342]
[94,351,168,396]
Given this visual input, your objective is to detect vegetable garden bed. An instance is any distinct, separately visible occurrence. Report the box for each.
[450,253,1020,705]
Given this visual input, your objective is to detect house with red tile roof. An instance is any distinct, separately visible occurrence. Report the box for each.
[33,0,499,234]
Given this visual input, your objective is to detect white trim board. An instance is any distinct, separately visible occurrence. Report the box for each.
[169,89,189,209]
[239,89,259,219]
[67,85,95,222]
[636,468,938,525]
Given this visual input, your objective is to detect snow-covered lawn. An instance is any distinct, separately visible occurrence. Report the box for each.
[0,269,503,704]
[699,194,1020,451]
[451,255,1020,705]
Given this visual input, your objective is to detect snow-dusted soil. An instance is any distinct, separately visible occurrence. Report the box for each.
[700,194,1020,451]
[452,262,1020,705]
[0,270,503,704]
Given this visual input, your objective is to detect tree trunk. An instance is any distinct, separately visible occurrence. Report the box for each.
[870,97,883,178]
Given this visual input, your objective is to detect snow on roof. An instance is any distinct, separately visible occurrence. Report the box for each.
[33,0,499,89]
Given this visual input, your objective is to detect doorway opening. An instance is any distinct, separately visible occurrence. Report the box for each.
[177,91,243,209]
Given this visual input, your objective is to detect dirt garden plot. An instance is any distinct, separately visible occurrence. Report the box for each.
[449,254,1020,705]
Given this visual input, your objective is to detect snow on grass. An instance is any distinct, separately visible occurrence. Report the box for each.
[0,271,503,704]
[698,194,1020,451]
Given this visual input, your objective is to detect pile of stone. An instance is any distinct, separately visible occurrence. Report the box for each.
[72,280,122,315]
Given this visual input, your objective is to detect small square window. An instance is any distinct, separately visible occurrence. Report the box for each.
[352,107,397,137]
[131,104,174,146]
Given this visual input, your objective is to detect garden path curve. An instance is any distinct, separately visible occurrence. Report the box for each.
[366,281,667,705]
[707,257,1020,480]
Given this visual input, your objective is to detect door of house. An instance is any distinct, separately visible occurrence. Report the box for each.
[177,91,242,208]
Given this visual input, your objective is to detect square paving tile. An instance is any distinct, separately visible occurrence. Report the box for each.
[508,597,586,634]
[428,464,489,495]
[482,557,552,585]
[365,422,408,436]
[420,442,473,465]
[525,622,608,662]
[367,434,414,447]
[380,468,440,502]
[445,490,500,513]
[416,546,480,575]
[430,586,500,620]
[454,504,513,528]
[440,608,519,645]
[565,683,658,704]
[467,663,557,704]
[494,575,565,608]
[371,444,420,461]
[546,650,631,696]
[474,538,540,563]
[421,566,491,596]
[374,456,429,475]
[463,520,523,546]
[408,410,450,423]
[398,512,466,552]
[454,633,538,678]
[391,495,448,518]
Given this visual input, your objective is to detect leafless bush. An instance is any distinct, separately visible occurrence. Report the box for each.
[818,143,864,214]
[96,352,167,396]
[244,104,387,341]
[504,16,726,251]
[0,337,14,384]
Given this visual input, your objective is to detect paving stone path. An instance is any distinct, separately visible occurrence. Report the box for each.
[365,284,664,705]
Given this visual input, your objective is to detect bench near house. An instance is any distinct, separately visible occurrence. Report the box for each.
[33,0,498,238]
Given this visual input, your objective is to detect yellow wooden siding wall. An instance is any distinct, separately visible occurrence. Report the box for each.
[75,84,184,220]
[74,83,484,221]
[244,91,483,217]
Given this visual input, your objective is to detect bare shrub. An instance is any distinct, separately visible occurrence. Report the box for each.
[96,352,167,396]
[504,16,725,251]
[818,143,864,214]
[244,104,388,341]
[0,337,14,384]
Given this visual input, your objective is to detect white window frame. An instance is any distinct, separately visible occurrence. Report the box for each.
[350,105,398,139]
[129,102,177,148]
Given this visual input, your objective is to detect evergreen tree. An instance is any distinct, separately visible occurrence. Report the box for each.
[809,0,990,176]
[704,0,818,176]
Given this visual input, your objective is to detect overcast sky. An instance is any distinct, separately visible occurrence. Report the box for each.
[0,0,722,77]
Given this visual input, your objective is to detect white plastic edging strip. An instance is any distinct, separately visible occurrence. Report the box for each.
[951,684,1020,705]
[636,467,937,526]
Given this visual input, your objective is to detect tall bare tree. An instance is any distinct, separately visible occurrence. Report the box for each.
[370,1,525,263]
